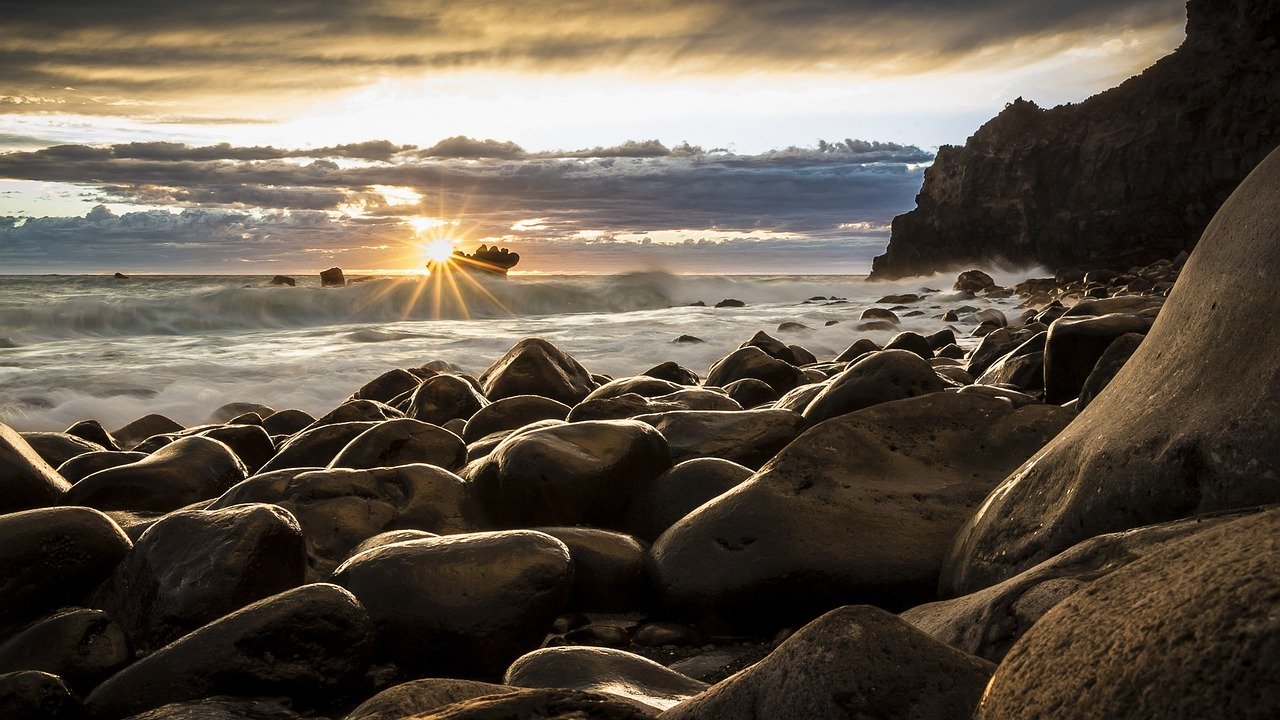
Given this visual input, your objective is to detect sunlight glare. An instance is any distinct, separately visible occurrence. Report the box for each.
[422,238,458,264]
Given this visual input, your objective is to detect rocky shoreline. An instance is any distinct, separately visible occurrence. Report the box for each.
[2,150,1279,718]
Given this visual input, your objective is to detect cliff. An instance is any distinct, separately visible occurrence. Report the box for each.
[869,0,1280,279]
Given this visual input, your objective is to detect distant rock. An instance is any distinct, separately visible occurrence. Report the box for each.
[320,267,346,287]
[953,270,996,294]
[113,272,129,279]
[713,299,744,308]
[672,335,705,344]
[269,275,296,286]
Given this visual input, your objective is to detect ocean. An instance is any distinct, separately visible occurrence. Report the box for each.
[0,271,1035,431]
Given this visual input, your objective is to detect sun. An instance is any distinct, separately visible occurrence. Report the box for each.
[422,238,458,264]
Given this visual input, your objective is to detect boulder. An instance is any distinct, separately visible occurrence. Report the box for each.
[209,464,484,580]
[257,421,380,473]
[333,531,573,678]
[305,399,403,429]
[0,507,131,631]
[88,504,306,653]
[945,148,1280,593]
[466,419,566,463]
[739,331,800,366]
[423,688,657,719]
[408,374,490,426]
[463,396,572,443]
[632,410,805,470]
[464,420,671,530]
[642,362,700,386]
[65,419,120,451]
[0,422,71,513]
[585,377,685,402]
[882,331,933,359]
[208,402,275,424]
[345,678,512,720]
[112,414,184,451]
[661,606,993,720]
[964,326,1043,377]
[64,435,248,513]
[801,350,945,424]
[1076,332,1145,410]
[0,608,129,693]
[974,332,1045,392]
[649,393,1074,624]
[506,647,706,712]
[329,418,467,472]
[0,671,78,720]
[352,369,422,404]
[704,347,804,395]
[534,527,649,612]
[56,451,148,484]
[834,338,879,363]
[622,458,754,542]
[20,432,104,468]
[320,267,346,286]
[1042,313,1152,403]
[260,409,316,436]
[480,338,597,405]
[721,379,776,409]
[83,584,373,719]
[975,508,1280,720]
[125,696,302,719]
[953,270,996,293]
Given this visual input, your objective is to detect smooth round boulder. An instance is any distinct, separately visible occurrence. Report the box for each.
[408,374,490,426]
[704,347,804,395]
[303,399,404,431]
[506,647,706,712]
[534,528,649,612]
[64,435,247,513]
[345,678,513,720]
[649,393,1075,624]
[124,696,302,719]
[352,369,422,404]
[975,508,1280,720]
[422,688,656,719]
[464,420,671,530]
[945,148,1280,594]
[0,608,129,693]
[622,458,754,542]
[65,419,120,451]
[88,504,306,653]
[208,402,275,424]
[632,409,805,470]
[721,379,777,409]
[642,362,699,386]
[333,531,573,678]
[882,331,933,359]
[0,671,78,720]
[329,418,467,472]
[0,422,71,513]
[964,326,1043,377]
[0,507,131,631]
[480,338,597,405]
[662,606,993,720]
[584,377,685,403]
[209,464,484,579]
[462,396,572,443]
[1042,313,1152,403]
[260,409,315,436]
[112,414,184,450]
[801,350,946,424]
[1076,332,1145,410]
[83,584,373,719]
[20,432,105,468]
[257,420,380,473]
[57,451,148,484]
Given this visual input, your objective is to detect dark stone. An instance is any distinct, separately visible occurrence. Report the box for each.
[345,678,512,720]
[964,325,1043,377]
[533,527,648,612]
[83,584,373,719]
[407,374,489,426]
[270,275,296,286]
[953,270,996,294]
[345,529,439,559]
[464,420,672,531]
[64,435,248,513]
[859,308,899,324]
[649,393,1074,624]
[672,335,705,344]
[209,464,484,580]
[260,409,316,436]
[481,338,597,405]
[974,332,1046,392]
[721,379,776,409]
[1076,332,1145,410]
[329,418,466,472]
[352,369,422,404]
[195,424,275,474]
[1043,313,1152,403]
[88,504,305,654]
[257,421,381,473]
[925,328,956,349]
[713,299,744,308]
[0,608,129,693]
[877,293,920,304]
[506,647,706,712]
[463,395,571,443]
[65,420,120,451]
[661,606,993,720]
[0,422,71,513]
[304,399,403,430]
[466,420,567,463]
[0,671,79,720]
[208,402,275,424]
[975,509,1280,720]
[801,350,945,424]
[704,348,804,395]
[333,531,573,678]
[775,322,809,332]
[125,696,302,719]
[622,458,754,543]
[632,409,805,470]
[584,377,685,402]
[422,688,656,719]
[320,267,347,286]
[112,414,184,451]
[632,622,700,647]
[57,451,148,484]
[641,362,700,386]
[834,338,879,363]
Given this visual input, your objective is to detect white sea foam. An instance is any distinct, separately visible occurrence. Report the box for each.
[0,270,1040,431]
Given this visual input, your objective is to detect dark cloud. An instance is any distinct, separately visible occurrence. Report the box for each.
[0,0,1185,116]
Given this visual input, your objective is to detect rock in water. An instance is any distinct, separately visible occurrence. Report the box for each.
[64,435,247,513]
[975,508,1280,720]
[0,422,71,513]
[649,393,1074,624]
[83,584,373,719]
[320,267,346,286]
[480,338,598,405]
[88,504,306,653]
[661,606,994,720]
[257,420,380,472]
[945,146,1280,594]
[506,647,706,712]
[332,530,573,678]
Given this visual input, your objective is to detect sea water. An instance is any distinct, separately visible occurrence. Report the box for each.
[0,270,1037,431]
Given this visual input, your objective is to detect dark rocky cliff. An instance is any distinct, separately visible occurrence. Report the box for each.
[869,0,1280,279]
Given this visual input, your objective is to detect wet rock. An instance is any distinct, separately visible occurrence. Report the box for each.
[408,374,490,426]
[466,419,567,463]
[329,418,467,472]
[662,606,993,720]
[585,377,686,402]
[713,299,744,308]
[88,504,305,654]
[507,647,706,712]
[65,436,248,513]
[622,458,754,542]
[721,379,776,409]
[257,421,381,473]
[465,420,671,531]
[776,322,809,332]
[956,385,1041,407]
[877,293,921,304]
[649,393,1074,624]
[209,402,275,424]
[345,529,439,560]
[643,362,700,386]
[855,319,896,332]
[632,622,700,647]
[633,409,804,470]
[801,350,945,424]
[305,399,404,430]
[83,584,373,719]
[925,328,956,349]
[126,696,302,719]
[112,414,184,451]
[1076,332,1145,410]
[0,423,71,513]
[192,424,275,474]
[57,451,148,484]
[352,369,422,404]
[320,267,347,286]
[65,420,120,451]
[834,338,879,363]
[974,332,1045,392]
[463,396,572,443]
[672,335,705,344]
[965,325,1044,377]
[0,671,79,720]
[705,348,804,395]
[261,409,316,436]
[345,678,512,720]
[22,432,105,468]
[945,148,1280,593]
[333,530,573,678]
[481,338,597,405]
[534,527,648,612]
[210,464,484,580]
[859,308,899,324]
[1043,313,1152,403]
[0,608,129,693]
[423,688,656,719]
[953,270,996,294]
[975,508,1280,720]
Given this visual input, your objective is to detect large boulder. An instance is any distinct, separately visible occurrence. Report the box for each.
[209,465,484,579]
[975,508,1280,720]
[506,647,706,712]
[649,393,1074,624]
[83,584,372,719]
[125,696,303,719]
[801,350,945,424]
[0,608,130,693]
[632,410,805,470]
[64,435,247,513]
[407,374,490,426]
[533,527,649,612]
[329,418,467,472]
[704,347,804,395]
[622,459,754,543]
[20,432,104,469]
[945,147,1280,594]
[422,688,656,719]
[463,396,572,443]
[0,671,79,720]
[464,420,671,530]
[0,422,71,513]
[345,678,513,720]
[333,530,573,678]
[88,504,306,653]
[661,606,994,720]
[1042,313,1152,403]
[258,421,380,473]
[480,338,597,405]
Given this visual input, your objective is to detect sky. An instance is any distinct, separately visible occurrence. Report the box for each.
[0,0,1188,274]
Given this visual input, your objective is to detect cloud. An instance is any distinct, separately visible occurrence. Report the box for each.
[0,136,929,271]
